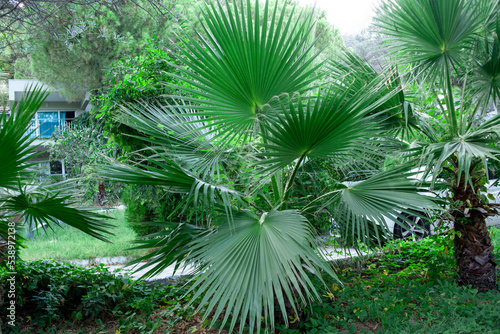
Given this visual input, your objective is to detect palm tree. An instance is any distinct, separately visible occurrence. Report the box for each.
[376,0,500,291]
[100,0,437,332]
[0,85,113,266]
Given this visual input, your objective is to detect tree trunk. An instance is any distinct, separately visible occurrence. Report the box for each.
[452,179,497,292]
[454,216,497,292]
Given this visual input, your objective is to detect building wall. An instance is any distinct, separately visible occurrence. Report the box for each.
[8,79,90,179]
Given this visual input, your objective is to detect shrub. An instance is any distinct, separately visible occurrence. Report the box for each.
[122,184,210,237]
[0,260,155,329]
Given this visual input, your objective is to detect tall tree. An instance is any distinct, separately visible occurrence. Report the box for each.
[0,0,200,98]
[376,0,500,291]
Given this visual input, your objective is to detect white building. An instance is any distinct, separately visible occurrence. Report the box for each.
[8,79,91,179]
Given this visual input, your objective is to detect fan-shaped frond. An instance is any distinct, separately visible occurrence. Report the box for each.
[3,189,112,242]
[318,167,439,246]
[186,210,337,334]
[0,85,49,189]
[169,0,323,142]
[375,0,484,76]
[471,20,500,108]
[116,101,227,178]
[125,222,209,279]
[258,80,393,174]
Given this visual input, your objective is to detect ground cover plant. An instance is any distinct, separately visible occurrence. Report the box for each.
[3,229,499,333]
[0,260,204,334]
[20,210,146,262]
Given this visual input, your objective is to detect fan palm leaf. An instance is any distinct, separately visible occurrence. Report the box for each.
[0,85,49,189]
[307,167,440,246]
[99,154,237,220]
[125,222,209,278]
[0,85,112,244]
[168,0,323,142]
[115,101,228,178]
[328,52,432,140]
[3,189,112,242]
[258,78,394,174]
[186,210,337,334]
[470,21,500,108]
[374,0,485,76]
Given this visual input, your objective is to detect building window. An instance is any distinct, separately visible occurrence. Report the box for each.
[50,161,63,175]
[29,111,75,138]
[33,160,67,182]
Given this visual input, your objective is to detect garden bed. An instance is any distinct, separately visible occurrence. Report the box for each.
[2,228,499,333]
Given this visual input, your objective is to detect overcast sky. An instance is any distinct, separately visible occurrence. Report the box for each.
[298,0,380,35]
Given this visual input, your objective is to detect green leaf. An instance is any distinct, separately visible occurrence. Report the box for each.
[375,0,488,78]
[321,167,440,247]
[0,85,49,189]
[169,0,323,143]
[4,189,113,242]
[258,79,394,174]
[186,210,337,334]
[124,222,209,279]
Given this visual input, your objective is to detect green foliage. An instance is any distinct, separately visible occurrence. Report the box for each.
[20,210,147,262]
[279,234,500,334]
[187,210,337,333]
[0,86,112,263]
[122,185,208,237]
[0,260,160,329]
[49,113,122,205]
[26,1,179,100]
[96,1,441,332]
[91,44,179,150]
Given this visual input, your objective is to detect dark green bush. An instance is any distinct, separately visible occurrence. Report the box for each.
[122,184,210,237]
[0,260,156,329]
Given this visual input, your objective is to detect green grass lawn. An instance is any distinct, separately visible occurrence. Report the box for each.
[20,209,149,262]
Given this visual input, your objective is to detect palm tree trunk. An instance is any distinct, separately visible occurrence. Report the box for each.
[454,216,497,292]
[452,180,497,292]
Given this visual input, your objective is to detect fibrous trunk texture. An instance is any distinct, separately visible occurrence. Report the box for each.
[452,179,497,292]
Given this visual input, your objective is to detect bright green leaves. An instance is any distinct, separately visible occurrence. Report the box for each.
[258,79,394,173]
[471,22,500,108]
[3,191,112,242]
[375,0,483,74]
[376,0,500,163]
[186,210,337,334]
[99,153,238,226]
[0,85,48,189]
[172,0,322,140]
[329,52,425,141]
[124,222,209,279]
[259,92,367,171]
[326,168,439,247]
[99,156,196,193]
[421,113,500,187]
[115,101,226,178]
[0,85,112,244]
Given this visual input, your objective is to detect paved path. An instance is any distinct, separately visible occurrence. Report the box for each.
[103,246,370,283]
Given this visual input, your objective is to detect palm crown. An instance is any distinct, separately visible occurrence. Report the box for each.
[376,0,500,291]
[101,0,440,332]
